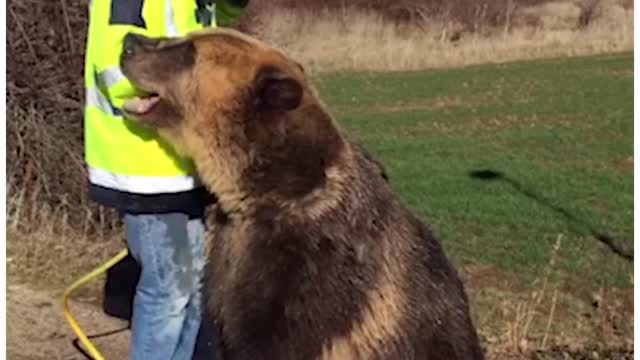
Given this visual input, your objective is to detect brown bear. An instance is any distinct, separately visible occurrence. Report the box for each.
[120,28,484,360]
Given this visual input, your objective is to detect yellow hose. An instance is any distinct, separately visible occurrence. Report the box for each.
[62,248,130,360]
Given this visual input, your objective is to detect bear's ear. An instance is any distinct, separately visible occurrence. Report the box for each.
[253,66,303,112]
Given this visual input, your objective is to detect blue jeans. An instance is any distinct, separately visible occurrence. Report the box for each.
[125,213,206,360]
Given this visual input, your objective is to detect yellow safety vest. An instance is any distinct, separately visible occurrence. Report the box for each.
[84,0,246,211]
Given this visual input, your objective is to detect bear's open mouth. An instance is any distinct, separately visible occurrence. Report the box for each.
[122,89,181,126]
[122,93,161,117]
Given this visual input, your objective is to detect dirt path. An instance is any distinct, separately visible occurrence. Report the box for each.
[6,282,632,360]
[7,284,130,360]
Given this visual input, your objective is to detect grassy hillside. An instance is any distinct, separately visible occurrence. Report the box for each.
[315,53,633,289]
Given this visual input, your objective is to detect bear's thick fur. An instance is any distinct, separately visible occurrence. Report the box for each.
[120,28,484,360]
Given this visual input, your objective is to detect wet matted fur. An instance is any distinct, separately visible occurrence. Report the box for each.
[120,28,484,360]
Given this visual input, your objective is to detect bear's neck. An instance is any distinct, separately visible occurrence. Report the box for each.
[198,143,354,222]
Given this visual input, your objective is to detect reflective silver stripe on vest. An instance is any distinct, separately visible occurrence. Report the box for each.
[87,67,123,116]
[86,86,122,117]
[98,67,127,88]
[89,167,201,194]
[165,0,179,36]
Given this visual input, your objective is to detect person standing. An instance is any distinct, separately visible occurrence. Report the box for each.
[83,1,249,359]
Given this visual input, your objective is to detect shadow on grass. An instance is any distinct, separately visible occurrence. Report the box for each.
[468,169,633,263]
[71,325,130,360]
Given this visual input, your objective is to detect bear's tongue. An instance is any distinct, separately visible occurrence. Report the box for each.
[123,95,160,115]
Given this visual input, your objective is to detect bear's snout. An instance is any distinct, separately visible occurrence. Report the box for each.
[122,33,152,57]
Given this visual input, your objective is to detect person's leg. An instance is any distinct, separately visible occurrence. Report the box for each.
[125,213,205,360]
[173,217,208,359]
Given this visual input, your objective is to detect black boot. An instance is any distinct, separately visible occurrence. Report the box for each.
[102,251,141,321]
[192,316,219,360]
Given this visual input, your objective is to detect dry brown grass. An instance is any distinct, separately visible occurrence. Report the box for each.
[6,100,121,286]
[6,92,122,288]
[466,234,633,359]
[498,235,563,355]
[249,0,633,72]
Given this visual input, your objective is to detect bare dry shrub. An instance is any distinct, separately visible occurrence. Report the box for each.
[7,0,94,227]
[7,96,85,224]
[584,0,635,28]
[7,95,121,230]
[250,2,632,73]
[8,0,87,120]
[578,0,601,27]
[517,1,582,30]
[575,0,630,28]
[6,92,122,286]
[7,0,122,287]
[240,0,551,32]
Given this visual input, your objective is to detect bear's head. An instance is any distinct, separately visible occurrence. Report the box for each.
[120,29,345,209]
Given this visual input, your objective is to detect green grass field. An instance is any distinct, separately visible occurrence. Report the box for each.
[314,53,633,290]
